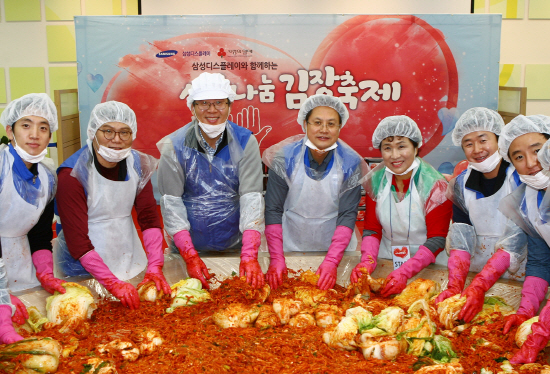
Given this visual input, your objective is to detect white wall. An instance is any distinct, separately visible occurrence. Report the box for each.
[142,0,471,15]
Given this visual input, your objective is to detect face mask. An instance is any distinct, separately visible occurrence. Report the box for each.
[12,137,47,164]
[197,120,226,139]
[95,137,131,163]
[520,170,550,190]
[305,138,338,153]
[386,158,420,176]
[468,150,502,174]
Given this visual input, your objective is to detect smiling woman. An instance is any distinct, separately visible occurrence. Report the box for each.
[357,115,452,298]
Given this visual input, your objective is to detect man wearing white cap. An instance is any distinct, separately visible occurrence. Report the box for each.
[157,72,265,289]
[0,93,65,343]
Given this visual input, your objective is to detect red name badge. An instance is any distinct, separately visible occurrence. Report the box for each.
[393,246,409,258]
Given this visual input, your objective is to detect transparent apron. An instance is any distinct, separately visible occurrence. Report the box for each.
[377,167,450,268]
[54,150,147,281]
[526,187,550,245]
[0,148,49,292]
[464,167,525,279]
[282,147,357,252]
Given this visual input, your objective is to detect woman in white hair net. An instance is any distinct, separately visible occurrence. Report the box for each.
[262,94,370,291]
[0,93,63,344]
[55,101,170,311]
[157,72,265,290]
[356,115,452,297]
[436,108,528,324]
[491,114,550,364]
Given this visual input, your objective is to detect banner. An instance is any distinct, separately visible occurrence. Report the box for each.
[75,14,501,172]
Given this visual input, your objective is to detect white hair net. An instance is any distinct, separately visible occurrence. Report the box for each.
[498,115,550,163]
[87,101,137,140]
[538,137,550,171]
[0,93,57,133]
[372,115,423,149]
[452,107,504,146]
[296,94,350,131]
[186,72,236,111]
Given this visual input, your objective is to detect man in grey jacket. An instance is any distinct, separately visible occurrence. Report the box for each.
[157,72,265,289]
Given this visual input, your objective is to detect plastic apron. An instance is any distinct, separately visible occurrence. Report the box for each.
[526,186,550,245]
[282,145,357,252]
[377,166,450,267]
[0,147,51,292]
[173,123,243,251]
[464,167,523,278]
[55,148,147,281]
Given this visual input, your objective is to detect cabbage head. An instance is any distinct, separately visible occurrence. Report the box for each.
[46,282,96,325]
[166,278,211,313]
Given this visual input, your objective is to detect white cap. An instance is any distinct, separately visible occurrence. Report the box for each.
[498,115,550,163]
[297,94,350,132]
[372,115,423,149]
[452,107,504,146]
[0,93,58,133]
[186,72,236,111]
[87,101,137,140]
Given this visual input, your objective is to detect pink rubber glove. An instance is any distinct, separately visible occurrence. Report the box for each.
[32,249,66,294]
[381,245,436,297]
[174,230,212,290]
[80,250,140,310]
[510,301,550,364]
[240,230,265,289]
[350,236,380,284]
[504,276,549,334]
[265,224,287,290]
[0,305,24,345]
[10,295,29,325]
[458,249,510,323]
[317,226,353,290]
[434,250,471,305]
[137,228,171,295]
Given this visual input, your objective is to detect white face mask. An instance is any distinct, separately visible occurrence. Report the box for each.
[12,137,47,164]
[520,170,550,190]
[95,137,131,163]
[386,158,420,176]
[304,138,338,153]
[468,150,502,174]
[197,120,226,139]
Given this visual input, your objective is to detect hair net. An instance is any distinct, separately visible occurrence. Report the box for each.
[498,115,550,163]
[0,93,57,133]
[186,72,236,110]
[372,115,423,149]
[87,101,138,140]
[452,107,504,146]
[296,94,350,131]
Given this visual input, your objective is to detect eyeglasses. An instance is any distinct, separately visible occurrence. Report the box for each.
[194,100,229,110]
[97,128,133,141]
[307,120,340,130]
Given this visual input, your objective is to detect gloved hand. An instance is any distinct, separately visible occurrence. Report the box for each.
[79,250,140,310]
[434,250,471,305]
[0,305,24,345]
[458,249,510,323]
[317,226,353,290]
[381,245,435,297]
[137,228,171,295]
[350,235,380,284]
[240,230,265,289]
[32,249,66,294]
[174,230,212,290]
[265,224,287,290]
[10,295,29,325]
[503,276,549,334]
[510,302,550,364]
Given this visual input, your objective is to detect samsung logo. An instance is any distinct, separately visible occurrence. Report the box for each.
[156,50,178,58]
